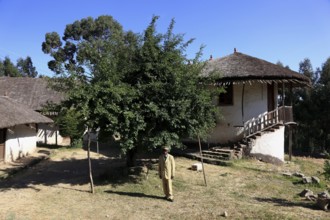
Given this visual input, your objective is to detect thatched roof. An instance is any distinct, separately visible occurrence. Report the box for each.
[0,77,64,110]
[0,96,53,129]
[203,52,311,86]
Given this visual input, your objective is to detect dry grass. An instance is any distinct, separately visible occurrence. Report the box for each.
[0,147,329,220]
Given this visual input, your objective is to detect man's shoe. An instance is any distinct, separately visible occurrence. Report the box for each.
[167,198,174,202]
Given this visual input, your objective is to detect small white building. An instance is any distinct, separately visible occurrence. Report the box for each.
[203,51,310,162]
[0,77,69,146]
[0,96,53,162]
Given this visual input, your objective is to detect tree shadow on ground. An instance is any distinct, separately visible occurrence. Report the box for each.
[104,190,164,200]
[254,197,319,210]
[0,143,161,192]
[0,145,158,192]
[0,155,125,192]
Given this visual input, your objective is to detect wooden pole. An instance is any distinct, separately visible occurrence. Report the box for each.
[282,82,285,107]
[87,128,95,194]
[198,135,207,187]
[288,83,293,161]
[241,83,245,125]
[289,126,292,161]
[55,130,58,146]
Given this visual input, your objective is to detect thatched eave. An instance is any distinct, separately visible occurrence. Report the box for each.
[203,52,311,87]
[0,96,53,129]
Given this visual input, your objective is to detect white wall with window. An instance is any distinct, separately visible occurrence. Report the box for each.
[209,83,269,143]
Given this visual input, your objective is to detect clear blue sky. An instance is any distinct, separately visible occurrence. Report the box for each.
[0,0,329,76]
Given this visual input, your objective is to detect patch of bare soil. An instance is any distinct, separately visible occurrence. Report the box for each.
[0,147,329,220]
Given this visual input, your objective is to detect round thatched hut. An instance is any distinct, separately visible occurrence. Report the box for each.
[203,51,310,162]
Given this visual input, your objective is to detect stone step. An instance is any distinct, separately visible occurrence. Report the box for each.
[211,147,233,153]
[201,152,231,161]
[180,152,232,166]
[202,150,232,157]
[194,154,233,166]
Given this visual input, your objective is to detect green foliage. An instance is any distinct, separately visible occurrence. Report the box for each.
[319,57,330,86]
[16,56,38,77]
[55,108,85,146]
[0,56,38,77]
[293,57,330,155]
[1,57,20,77]
[71,139,83,148]
[324,160,330,180]
[0,61,3,76]
[42,15,218,165]
[299,58,317,84]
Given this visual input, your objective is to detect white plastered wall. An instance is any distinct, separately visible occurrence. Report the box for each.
[5,124,37,162]
[250,125,285,161]
[209,83,270,143]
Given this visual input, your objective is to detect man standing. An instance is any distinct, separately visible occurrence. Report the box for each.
[158,146,175,202]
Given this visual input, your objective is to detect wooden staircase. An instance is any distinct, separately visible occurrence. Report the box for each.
[243,106,293,138]
[178,106,294,166]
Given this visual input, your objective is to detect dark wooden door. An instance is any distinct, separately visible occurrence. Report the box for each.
[0,129,5,162]
[267,83,275,111]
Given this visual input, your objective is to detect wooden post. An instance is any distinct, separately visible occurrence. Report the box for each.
[289,126,292,161]
[44,128,47,144]
[282,82,285,107]
[241,83,245,125]
[288,83,293,161]
[96,130,99,154]
[198,135,207,187]
[87,128,95,194]
[55,130,58,146]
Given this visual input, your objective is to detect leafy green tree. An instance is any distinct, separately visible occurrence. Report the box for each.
[16,56,38,77]
[0,61,4,76]
[55,107,85,147]
[299,58,318,85]
[293,57,330,155]
[319,57,330,86]
[119,17,217,165]
[42,15,218,167]
[293,58,317,153]
[0,56,38,77]
[316,58,330,152]
[2,57,20,77]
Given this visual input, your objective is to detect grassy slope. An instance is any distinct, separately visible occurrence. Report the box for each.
[0,148,329,220]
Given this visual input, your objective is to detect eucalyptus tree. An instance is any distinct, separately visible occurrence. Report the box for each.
[42,15,130,192]
[293,58,317,153]
[1,57,20,77]
[42,15,218,167]
[16,56,38,77]
[0,61,3,76]
[293,57,330,155]
[0,56,38,77]
[316,58,330,152]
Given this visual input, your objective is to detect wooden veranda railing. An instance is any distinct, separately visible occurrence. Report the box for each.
[244,106,293,138]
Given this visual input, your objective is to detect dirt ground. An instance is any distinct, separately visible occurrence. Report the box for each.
[0,146,329,220]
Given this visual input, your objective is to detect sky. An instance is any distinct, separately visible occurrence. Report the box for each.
[0,0,330,77]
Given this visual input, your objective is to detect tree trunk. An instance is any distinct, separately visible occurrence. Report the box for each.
[198,135,207,187]
[87,130,95,194]
[126,147,137,167]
